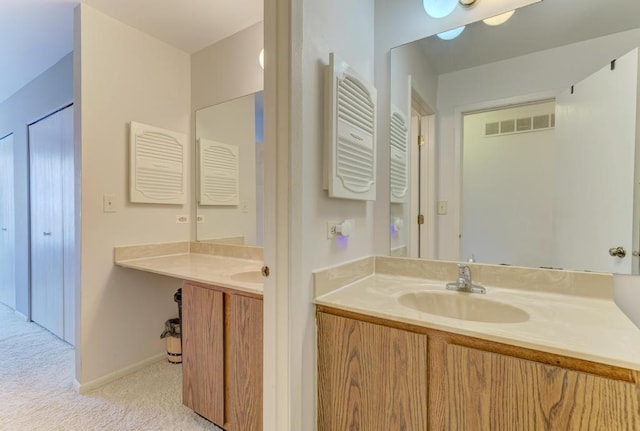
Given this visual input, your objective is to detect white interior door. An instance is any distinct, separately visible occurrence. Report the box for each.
[29,106,73,339]
[0,134,15,309]
[554,48,639,274]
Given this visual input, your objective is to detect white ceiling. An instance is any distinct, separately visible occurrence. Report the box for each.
[417,0,640,74]
[0,0,263,104]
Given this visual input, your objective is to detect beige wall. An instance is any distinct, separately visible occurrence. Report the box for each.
[76,4,191,387]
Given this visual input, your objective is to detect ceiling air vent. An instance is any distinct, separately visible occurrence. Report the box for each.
[485,122,500,136]
[516,117,532,132]
[500,120,515,134]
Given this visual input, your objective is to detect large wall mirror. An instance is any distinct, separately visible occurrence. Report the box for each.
[389,0,640,274]
[195,91,264,246]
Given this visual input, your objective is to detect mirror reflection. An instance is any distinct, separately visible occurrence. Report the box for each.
[389,0,640,274]
[195,91,264,245]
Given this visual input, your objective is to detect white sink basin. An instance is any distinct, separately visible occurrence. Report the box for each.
[230,270,263,284]
[398,291,529,323]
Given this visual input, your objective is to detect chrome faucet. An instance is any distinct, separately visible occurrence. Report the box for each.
[446,264,486,294]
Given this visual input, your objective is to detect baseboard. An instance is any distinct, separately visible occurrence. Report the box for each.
[74,353,166,394]
[14,310,29,321]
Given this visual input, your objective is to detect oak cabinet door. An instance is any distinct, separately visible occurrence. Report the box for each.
[182,283,224,425]
[317,312,428,431]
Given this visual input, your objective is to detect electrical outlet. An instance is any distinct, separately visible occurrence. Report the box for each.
[196,214,205,224]
[176,215,189,224]
[327,221,339,239]
[103,194,116,213]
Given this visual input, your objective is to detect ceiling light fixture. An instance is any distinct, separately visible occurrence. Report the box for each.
[422,0,458,19]
[483,10,515,26]
[437,26,465,40]
[259,49,264,69]
[423,0,477,19]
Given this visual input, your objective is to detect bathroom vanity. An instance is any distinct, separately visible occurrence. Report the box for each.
[315,257,640,430]
[114,241,264,430]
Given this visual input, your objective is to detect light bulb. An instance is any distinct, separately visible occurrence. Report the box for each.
[483,10,515,26]
[422,0,458,19]
[437,26,465,40]
[259,49,264,69]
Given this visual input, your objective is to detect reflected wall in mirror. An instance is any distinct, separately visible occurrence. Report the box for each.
[389,0,640,274]
[196,91,264,245]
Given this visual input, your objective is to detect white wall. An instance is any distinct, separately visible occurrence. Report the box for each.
[76,4,191,386]
[462,102,555,267]
[0,53,73,318]
[190,22,264,242]
[196,94,257,243]
[436,27,640,260]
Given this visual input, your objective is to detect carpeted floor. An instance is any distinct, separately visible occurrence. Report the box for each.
[0,303,222,431]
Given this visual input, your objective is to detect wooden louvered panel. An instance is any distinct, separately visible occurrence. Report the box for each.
[199,138,239,205]
[130,122,186,204]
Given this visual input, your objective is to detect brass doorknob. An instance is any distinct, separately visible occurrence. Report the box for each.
[609,246,626,258]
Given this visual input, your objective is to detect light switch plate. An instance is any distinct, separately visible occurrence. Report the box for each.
[437,201,448,215]
[103,194,116,213]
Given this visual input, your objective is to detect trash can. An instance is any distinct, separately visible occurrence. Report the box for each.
[160,318,181,364]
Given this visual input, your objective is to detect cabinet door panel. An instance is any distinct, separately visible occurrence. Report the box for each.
[182,283,224,425]
[317,312,428,431]
[444,344,640,430]
[226,294,263,431]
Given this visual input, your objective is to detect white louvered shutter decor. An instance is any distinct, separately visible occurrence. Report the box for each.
[390,109,409,203]
[198,138,239,206]
[130,122,187,204]
[324,53,377,201]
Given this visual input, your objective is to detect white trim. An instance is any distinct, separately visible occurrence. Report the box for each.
[73,353,166,394]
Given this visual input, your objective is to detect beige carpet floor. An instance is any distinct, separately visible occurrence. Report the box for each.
[0,303,221,431]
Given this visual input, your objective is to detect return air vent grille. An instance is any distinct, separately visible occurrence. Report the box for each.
[390,109,409,203]
[130,122,186,204]
[324,52,377,201]
[485,113,555,137]
[198,138,239,206]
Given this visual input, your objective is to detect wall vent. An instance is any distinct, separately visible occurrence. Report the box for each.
[485,112,555,137]
[390,108,409,203]
[324,52,377,201]
[198,138,239,206]
[130,121,186,204]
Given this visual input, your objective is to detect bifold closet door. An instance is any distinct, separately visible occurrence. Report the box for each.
[29,106,72,339]
[0,134,15,309]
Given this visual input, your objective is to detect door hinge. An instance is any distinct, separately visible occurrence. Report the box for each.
[417,214,424,225]
[418,135,425,147]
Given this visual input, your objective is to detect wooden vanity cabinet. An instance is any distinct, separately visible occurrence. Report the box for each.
[317,307,640,431]
[317,311,429,430]
[182,281,263,431]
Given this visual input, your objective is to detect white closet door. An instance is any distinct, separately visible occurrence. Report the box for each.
[29,106,72,338]
[554,49,639,274]
[0,134,15,309]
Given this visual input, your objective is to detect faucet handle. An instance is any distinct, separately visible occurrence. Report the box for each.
[457,263,471,278]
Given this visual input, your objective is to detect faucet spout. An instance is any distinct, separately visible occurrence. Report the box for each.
[446,264,486,294]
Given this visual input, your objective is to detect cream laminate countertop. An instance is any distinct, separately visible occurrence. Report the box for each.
[315,272,640,372]
[116,253,264,296]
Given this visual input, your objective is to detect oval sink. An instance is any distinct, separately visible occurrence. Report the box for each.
[230,270,263,284]
[398,291,529,323]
